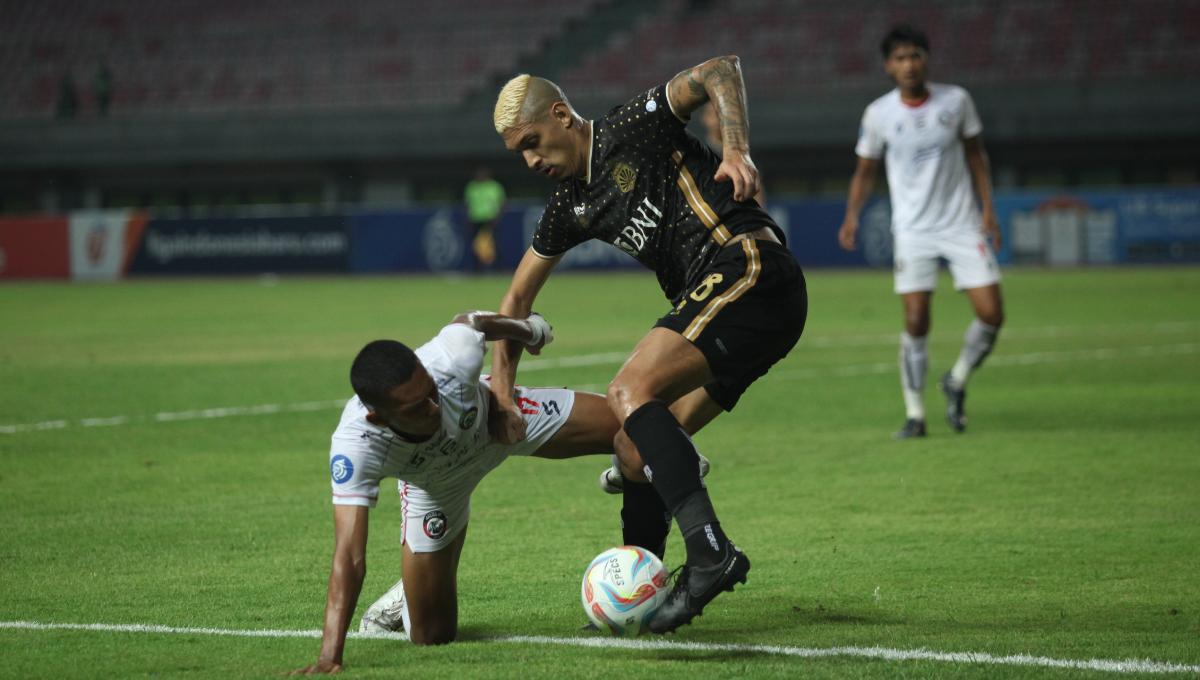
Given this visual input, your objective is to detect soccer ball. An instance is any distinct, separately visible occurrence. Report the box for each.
[580,545,669,636]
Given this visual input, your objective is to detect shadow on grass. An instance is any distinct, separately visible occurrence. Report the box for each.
[789,604,906,627]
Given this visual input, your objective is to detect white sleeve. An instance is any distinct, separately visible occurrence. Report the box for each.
[330,445,379,508]
[961,90,983,138]
[435,323,487,381]
[854,105,885,159]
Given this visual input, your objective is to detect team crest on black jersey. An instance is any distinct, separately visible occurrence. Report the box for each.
[613,162,637,193]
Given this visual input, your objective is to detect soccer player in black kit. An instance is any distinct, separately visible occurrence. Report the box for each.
[490,56,807,633]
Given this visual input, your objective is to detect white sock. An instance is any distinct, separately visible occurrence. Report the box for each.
[949,320,1000,388]
[899,332,928,420]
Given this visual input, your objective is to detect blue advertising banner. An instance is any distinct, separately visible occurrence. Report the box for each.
[785,189,1200,268]
[351,209,466,273]
[995,190,1200,265]
[108,188,1198,277]
[349,204,642,274]
[777,198,882,268]
[128,216,350,274]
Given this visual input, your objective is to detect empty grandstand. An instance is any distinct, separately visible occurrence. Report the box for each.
[0,0,1197,212]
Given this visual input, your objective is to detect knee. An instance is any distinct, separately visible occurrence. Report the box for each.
[408,623,456,646]
[606,378,644,421]
[904,314,930,337]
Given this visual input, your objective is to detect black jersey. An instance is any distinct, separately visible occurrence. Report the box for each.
[531,84,785,303]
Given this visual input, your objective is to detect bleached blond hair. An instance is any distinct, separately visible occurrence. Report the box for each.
[494,74,531,134]
[493,74,569,134]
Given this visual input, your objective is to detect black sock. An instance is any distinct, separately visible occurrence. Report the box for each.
[623,400,728,566]
[621,480,671,559]
[676,492,730,567]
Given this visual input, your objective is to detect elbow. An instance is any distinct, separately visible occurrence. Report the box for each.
[450,311,486,331]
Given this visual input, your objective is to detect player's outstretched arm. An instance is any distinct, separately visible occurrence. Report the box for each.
[292,505,369,676]
[490,248,560,444]
[964,136,1001,249]
[450,311,553,353]
[838,156,881,251]
[666,55,759,202]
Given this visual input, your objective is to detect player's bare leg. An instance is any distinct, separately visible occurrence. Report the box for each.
[401,527,468,645]
[605,388,721,486]
[896,291,932,438]
[529,392,619,459]
[607,327,750,634]
[940,284,1004,432]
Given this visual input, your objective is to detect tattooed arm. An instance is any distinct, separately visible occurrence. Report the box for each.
[666,55,759,202]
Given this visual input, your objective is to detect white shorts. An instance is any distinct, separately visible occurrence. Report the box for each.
[893,229,1001,294]
[399,386,574,553]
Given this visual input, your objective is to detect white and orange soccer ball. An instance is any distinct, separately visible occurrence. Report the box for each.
[580,545,669,636]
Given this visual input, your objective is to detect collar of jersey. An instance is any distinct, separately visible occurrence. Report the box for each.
[584,120,595,184]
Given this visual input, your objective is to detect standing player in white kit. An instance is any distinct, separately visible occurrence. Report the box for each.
[838,24,1005,438]
[294,310,620,674]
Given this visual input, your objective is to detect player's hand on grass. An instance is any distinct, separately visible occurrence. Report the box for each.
[838,218,859,251]
[983,212,1002,250]
[715,149,761,203]
[489,400,528,444]
[290,659,343,675]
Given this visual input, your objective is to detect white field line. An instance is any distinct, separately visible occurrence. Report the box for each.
[570,341,1200,394]
[3,342,1198,436]
[771,342,1200,381]
[798,320,1200,349]
[0,399,347,435]
[522,351,629,370]
[0,621,1196,675]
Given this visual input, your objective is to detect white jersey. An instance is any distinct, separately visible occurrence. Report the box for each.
[329,323,491,507]
[856,82,983,235]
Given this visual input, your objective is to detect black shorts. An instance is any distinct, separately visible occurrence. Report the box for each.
[655,239,807,411]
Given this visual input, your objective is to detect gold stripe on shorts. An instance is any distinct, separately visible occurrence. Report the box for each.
[683,239,761,341]
[673,151,732,245]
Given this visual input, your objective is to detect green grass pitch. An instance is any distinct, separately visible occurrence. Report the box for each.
[1,267,1197,678]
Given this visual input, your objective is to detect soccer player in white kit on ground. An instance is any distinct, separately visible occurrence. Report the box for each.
[293,311,620,674]
[838,24,1005,439]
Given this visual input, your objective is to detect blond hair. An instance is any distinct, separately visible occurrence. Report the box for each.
[494,74,532,134]
[494,74,569,134]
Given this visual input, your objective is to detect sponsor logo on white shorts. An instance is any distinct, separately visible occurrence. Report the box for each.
[330,455,354,484]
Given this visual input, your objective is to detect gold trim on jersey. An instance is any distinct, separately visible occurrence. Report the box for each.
[682,239,761,341]
[673,151,732,245]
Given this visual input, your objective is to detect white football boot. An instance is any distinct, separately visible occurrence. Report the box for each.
[598,454,711,494]
[359,578,406,633]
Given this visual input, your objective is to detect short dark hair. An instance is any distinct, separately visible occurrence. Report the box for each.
[350,340,419,409]
[881,24,930,58]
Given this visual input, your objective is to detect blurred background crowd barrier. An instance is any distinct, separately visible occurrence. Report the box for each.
[2,187,1196,279]
[1,0,1197,277]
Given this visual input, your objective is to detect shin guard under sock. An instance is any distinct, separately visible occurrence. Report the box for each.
[623,400,727,565]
